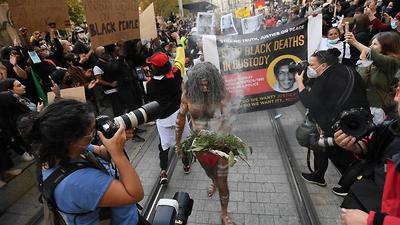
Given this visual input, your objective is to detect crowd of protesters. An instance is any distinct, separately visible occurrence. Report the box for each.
[0,0,400,224]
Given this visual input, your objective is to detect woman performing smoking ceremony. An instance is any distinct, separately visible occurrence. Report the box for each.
[175,62,251,225]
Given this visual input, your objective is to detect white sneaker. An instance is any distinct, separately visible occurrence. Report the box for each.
[0,180,6,188]
[3,168,22,176]
[21,152,34,161]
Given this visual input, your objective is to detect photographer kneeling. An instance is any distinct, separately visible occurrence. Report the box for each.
[22,99,144,225]
[295,48,370,196]
[336,81,400,224]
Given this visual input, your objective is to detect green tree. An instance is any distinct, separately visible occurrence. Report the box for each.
[66,0,85,26]
[139,0,190,18]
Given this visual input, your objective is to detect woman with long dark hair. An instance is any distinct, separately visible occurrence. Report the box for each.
[22,99,144,224]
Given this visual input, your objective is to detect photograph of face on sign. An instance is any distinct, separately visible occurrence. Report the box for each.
[270,58,298,93]
[255,6,269,16]
[220,13,238,35]
[241,14,263,34]
[197,12,215,35]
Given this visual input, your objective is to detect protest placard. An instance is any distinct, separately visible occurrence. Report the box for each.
[203,15,322,112]
[241,14,263,34]
[196,12,215,35]
[220,13,238,35]
[82,0,140,48]
[47,86,86,104]
[140,3,157,41]
[8,0,70,32]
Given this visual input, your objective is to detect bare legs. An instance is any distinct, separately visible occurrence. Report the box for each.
[197,155,233,225]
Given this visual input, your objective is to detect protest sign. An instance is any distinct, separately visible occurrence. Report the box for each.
[82,0,140,48]
[203,15,322,112]
[255,6,269,16]
[140,3,157,41]
[241,15,263,34]
[196,12,215,35]
[47,86,86,104]
[8,0,70,32]
[220,13,237,35]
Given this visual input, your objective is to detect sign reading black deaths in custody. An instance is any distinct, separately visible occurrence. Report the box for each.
[82,0,140,48]
[203,17,322,112]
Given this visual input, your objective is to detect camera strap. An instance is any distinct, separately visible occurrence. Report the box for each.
[332,66,355,122]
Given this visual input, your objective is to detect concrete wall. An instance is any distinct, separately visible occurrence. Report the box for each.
[0,3,20,47]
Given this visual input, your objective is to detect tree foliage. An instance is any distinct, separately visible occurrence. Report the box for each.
[66,0,85,26]
[138,0,190,18]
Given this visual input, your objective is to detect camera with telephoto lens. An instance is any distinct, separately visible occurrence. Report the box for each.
[96,101,160,138]
[332,108,375,140]
[288,60,309,73]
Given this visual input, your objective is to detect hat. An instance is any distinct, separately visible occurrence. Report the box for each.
[395,12,400,21]
[146,52,173,78]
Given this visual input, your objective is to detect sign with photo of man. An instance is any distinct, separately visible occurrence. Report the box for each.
[196,12,214,35]
[241,14,263,34]
[203,15,323,112]
[220,13,237,35]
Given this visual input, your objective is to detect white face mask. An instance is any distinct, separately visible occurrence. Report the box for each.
[328,38,340,44]
[77,33,87,40]
[307,66,318,78]
[391,20,398,30]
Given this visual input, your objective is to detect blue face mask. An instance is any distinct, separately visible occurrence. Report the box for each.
[391,20,398,30]
[328,38,340,44]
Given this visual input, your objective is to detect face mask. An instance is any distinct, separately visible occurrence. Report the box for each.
[282,18,288,23]
[391,20,397,30]
[328,38,340,44]
[68,46,73,52]
[307,66,318,78]
[170,53,177,58]
[42,50,50,58]
[77,33,86,40]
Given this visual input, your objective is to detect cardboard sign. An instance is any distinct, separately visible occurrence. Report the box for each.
[82,0,140,48]
[140,3,157,41]
[8,0,70,32]
[47,86,86,104]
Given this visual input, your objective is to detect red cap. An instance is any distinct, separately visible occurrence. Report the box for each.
[146,52,169,68]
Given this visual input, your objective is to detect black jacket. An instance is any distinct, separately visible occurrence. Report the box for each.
[146,68,182,119]
[299,63,370,136]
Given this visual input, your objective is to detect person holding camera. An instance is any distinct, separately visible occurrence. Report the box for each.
[336,81,400,225]
[21,99,144,225]
[295,48,370,196]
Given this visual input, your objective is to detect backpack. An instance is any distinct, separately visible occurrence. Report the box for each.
[39,161,112,225]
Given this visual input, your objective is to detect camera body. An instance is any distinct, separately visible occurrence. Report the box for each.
[332,108,375,140]
[288,60,308,73]
[96,101,160,138]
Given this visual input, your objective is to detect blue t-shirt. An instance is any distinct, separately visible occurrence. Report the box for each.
[42,145,138,225]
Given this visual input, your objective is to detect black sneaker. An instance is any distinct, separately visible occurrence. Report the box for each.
[160,170,168,184]
[183,165,191,174]
[332,186,348,197]
[301,173,327,187]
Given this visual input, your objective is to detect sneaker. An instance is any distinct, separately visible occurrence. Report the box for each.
[160,170,168,184]
[332,186,348,197]
[183,165,191,174]
[0,180,6,189]
[21,152,34,162]
[3,168,22,176]
[301,172,327,187]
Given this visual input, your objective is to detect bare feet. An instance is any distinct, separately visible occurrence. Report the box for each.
[221,214,235,225]
[207,182,216,197]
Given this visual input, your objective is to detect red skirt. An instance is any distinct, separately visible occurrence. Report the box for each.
[196,152,219,168]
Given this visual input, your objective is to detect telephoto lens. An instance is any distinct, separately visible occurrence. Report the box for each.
[96,101,160,138]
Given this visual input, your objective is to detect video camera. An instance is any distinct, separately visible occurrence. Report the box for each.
[153,192,193,225]
[96,101,160,138]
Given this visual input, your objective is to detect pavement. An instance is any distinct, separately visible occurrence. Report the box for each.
[0,103,344,225]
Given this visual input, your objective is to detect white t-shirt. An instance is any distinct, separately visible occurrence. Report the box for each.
[318,38,351,63]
